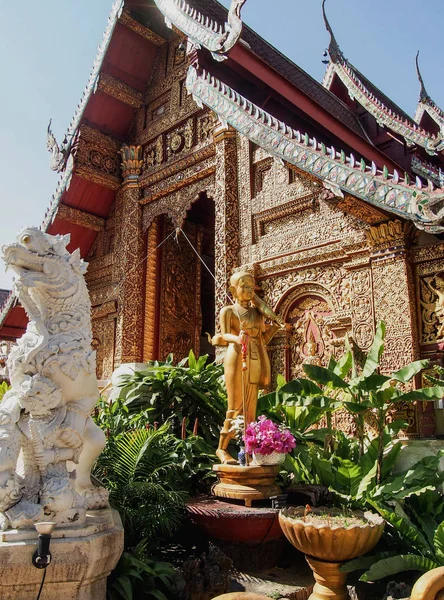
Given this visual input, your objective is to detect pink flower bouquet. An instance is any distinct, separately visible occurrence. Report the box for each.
[243,416,296,456]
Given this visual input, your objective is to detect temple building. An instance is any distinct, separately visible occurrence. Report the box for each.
[1,0,444,438]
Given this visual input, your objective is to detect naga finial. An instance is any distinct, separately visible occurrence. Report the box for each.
[322,0,344,64]
[416,51,431,105]
[153,0,246,62]
[46,119,68,173]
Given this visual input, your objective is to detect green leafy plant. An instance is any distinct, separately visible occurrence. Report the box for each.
[95,351,225,597]
[111,351,226,442]
[424,364,444,387]
[93,397,218,493]
[107,541,177,600]
[258,323,444,510]
[258,378,335,486]
[302,322,444,483]
[342,484,444,581]
[93,396,148,436]
[94,424,190,551]
[307,426,406,508]
[257,324,444,586]
[259,375,340,443]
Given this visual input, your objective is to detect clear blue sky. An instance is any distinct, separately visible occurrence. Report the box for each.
[0,0,443,291]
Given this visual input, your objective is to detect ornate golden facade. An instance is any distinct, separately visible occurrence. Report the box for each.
[32,8,444,440]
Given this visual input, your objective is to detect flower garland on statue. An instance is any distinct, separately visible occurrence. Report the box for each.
[243,416,296,456]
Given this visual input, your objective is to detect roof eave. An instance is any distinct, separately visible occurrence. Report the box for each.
[187,63,444,234]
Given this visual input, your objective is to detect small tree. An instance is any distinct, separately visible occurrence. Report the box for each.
[303,322,444,483]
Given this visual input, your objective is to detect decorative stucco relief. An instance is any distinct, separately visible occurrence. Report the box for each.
[142,175,215,231]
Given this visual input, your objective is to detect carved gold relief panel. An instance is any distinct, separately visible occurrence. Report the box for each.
[259,266,352,385]
[261,265,350,314]
[251,159,319,214]
[141,111,215,186]
[237,135,253,264]
[166,118,194,161]
[413,243,444,347]
[138,41,197,147]
[350,269,374,350]
[142,174,215,231]
[372,257,418,372]
[144,136,164,169]
[371,256,420,436]
[75,125,121,190]
[92,315,116,381]
[251,194,369,262]
[213,126,240,319]
[286,295,333,379]
[419,272,444,344]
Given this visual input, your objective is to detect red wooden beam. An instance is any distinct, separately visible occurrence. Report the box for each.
[229,44,400,172]
[0,326,25,339]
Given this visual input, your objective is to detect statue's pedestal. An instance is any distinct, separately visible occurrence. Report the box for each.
[0,508,123,600]
[213,464,281,507]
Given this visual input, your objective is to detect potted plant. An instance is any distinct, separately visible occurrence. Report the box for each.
[244,416,296,466]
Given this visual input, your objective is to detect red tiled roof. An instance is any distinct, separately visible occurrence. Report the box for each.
[190,0,367,139]
[346,60,415,125]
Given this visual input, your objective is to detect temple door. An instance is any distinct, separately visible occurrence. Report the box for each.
[157,218,203,361]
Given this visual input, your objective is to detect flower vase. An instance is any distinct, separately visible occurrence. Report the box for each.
[237,447,246,466]
[252,451,286,466]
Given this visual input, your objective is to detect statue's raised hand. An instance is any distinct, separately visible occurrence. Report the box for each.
[34,448,56,470]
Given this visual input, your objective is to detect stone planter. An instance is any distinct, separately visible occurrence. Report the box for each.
[252,451,286,466]
[279,507,384,600]
[411,566,444,600]
[212,594,273,599]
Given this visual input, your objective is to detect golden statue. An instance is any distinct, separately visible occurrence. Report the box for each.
[303,331,322,366]
[210,271,283,463]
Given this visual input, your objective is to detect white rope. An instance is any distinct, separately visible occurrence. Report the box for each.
[94,226,177,314]
[178,228,250,462]
[178,227,243,322]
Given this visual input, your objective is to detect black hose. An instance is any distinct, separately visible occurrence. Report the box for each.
[36,569,46,600]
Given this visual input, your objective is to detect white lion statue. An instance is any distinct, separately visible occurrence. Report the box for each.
[0,227,108,529]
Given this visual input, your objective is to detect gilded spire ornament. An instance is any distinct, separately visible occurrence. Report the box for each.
[322,0,344,64]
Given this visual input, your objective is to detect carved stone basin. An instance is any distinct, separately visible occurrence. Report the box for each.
[279,506,384,562]
[279,507,385,600]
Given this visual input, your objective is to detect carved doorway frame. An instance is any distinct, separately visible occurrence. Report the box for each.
[271,283,351,382]
[142,184,216,362]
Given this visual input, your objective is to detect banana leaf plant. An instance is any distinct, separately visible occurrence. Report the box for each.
[258,367,345,487]
[302,322,444,484]
[258,368,344,445]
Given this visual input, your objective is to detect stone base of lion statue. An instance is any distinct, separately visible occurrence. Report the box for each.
[0,508,123,600]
